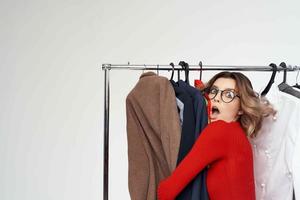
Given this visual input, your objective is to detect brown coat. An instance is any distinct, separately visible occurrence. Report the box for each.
[126,72,181,200]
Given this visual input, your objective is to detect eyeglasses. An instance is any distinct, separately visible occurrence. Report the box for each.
[207,87,240,103]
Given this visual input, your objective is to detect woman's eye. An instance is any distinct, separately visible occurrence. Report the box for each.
[210,88,218,94]
[225,91,234,98]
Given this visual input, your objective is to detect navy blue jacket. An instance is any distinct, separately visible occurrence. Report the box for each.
[171,80,209,200]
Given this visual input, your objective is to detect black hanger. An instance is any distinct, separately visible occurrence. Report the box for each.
[278,62,300,98]
[178,61,186,81]
[185,62,190,84]
[169,62,175,81]
[199,61,203,80]
[178,61,184,81]
[292,68,300,89]
[280,62,287,84]
[261,63,277,96]
[278,62,288,91]
[178,61,190,84]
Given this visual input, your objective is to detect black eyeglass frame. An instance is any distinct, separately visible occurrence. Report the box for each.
[206,87,240,103]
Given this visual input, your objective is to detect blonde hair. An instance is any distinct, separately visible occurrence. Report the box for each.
[203,72,276,137]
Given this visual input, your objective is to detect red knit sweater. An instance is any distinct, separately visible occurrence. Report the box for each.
[157,120,255,200]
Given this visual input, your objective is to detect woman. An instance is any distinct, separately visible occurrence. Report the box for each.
[157,72,275,200]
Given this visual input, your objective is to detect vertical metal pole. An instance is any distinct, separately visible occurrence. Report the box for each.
[103,64,110,200]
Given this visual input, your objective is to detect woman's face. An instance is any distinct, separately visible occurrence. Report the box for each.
[209,77,242,123]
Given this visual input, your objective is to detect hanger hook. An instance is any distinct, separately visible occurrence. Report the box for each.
[178,61,188,83]
[279,62,287,83]
[184,62,190,84]
[170,62,175,81]
[261,63,277,96]
[199,61,203,80]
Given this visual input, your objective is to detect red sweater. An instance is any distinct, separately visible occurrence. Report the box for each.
[157,120,255,200]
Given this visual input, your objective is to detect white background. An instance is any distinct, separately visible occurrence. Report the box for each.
[1,0,300,200]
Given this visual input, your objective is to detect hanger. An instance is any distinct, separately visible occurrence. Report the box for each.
[178,61,185,81]
[278,62,288,91]
[280,62,287,84]
[278,62,300,98]
[169,62,175,81]
[261,63,277,96]
[293,67,300,89]
[178,61,190,84]
[199,61,203,80]
[185,62,190,84]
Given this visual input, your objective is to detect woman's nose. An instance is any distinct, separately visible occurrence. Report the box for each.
[213,91,221,102]
[213,98,220,102]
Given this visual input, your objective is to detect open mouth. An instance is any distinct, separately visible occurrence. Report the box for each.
[212,106,220,114]
[211,106,220,120]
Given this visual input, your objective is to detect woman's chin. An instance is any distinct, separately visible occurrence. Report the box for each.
[210,117,218,122]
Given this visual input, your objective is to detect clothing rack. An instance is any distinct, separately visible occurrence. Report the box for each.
[101,63,299,200]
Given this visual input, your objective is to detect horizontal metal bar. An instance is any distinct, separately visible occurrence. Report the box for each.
[102,64,299,71]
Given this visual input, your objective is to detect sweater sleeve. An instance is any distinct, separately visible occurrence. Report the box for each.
[157,120,232,200]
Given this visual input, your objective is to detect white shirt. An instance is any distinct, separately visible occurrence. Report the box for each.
[250,85,300,200]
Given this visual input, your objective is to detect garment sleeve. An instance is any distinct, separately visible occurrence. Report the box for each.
[126,97,151,199]
[157,120,230,200]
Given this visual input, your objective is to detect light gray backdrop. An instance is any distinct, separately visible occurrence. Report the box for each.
[1,0,300,200]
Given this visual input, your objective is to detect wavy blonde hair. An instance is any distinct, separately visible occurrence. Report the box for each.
[203,72,276,137]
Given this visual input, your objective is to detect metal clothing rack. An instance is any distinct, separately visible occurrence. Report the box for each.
[101,63,299,200]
